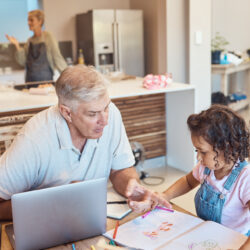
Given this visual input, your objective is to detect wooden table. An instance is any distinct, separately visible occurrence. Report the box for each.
[211,61,250,96]
[1,203,193,250]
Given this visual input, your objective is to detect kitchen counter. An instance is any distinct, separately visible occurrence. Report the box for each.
[0,78,194,113]
[0,70,25,85]
[0,78,196,172]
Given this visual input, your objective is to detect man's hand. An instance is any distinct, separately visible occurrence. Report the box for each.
[125,179,172,213]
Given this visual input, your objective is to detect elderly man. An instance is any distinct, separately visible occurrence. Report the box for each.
[0,65,170,220]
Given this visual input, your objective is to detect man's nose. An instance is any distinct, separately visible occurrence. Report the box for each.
[98,112,108,125]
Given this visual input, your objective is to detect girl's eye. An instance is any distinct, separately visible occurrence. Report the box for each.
[195,149,206,155]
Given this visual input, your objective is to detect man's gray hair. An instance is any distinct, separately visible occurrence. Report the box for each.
[55,65,109,111]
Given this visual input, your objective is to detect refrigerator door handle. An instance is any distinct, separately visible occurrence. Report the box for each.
[112,22,118,71]
[116,22,121,71]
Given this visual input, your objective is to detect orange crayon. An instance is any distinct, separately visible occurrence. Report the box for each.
[113,220,119,240]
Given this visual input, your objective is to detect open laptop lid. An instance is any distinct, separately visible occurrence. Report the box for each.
[10,178,107,250]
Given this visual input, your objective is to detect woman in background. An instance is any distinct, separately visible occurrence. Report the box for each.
[6,9,67,82]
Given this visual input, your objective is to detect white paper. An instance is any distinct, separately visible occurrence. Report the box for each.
[161,220,247,250]
[104,209,203,250]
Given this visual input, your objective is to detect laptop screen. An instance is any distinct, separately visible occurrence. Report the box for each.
[10,178,107,250]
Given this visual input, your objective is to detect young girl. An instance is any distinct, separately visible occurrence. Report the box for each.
[128,104,250,249]
[163,104,250,248]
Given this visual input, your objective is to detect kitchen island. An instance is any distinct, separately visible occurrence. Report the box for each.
[0,78,195,172]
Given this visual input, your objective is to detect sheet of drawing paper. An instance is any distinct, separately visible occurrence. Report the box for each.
[104,209,203,250]
[159,220,247,250]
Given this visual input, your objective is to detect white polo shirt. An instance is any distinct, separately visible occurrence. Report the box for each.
[0,103,135,200]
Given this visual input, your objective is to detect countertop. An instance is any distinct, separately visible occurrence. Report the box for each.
[0,78,194,113]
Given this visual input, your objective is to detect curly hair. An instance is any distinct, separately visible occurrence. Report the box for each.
[187,104,250,166]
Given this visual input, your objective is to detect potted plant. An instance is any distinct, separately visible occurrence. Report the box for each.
[211,32,229,64]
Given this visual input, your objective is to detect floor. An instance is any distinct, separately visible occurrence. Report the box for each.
[141,104,250,215]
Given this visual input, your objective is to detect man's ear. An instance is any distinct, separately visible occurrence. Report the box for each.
[59,104,72,123]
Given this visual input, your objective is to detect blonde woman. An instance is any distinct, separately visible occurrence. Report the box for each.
[6,9,67,82]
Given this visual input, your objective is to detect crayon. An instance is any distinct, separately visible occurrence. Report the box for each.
[113,220,119,239]
[155,206,174,213]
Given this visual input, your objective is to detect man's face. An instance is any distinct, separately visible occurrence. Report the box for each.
[70,93,110,140]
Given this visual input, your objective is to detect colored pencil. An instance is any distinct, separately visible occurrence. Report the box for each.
[72,243,76,250]
[113,220,119,239]
[109,239,116,245]
[155,205,174,213]
[142,210,151,219]
[90,245,96,250]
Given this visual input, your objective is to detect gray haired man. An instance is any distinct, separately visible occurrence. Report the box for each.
[0,65,170,220]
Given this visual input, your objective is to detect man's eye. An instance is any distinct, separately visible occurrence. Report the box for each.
[89,113,96,117]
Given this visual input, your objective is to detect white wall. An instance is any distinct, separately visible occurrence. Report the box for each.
[42,0,130,62]
[166,0,188,83]
[212,0,250,95]
[189,0,211,112]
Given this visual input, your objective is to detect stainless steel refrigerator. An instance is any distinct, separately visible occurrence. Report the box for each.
[76,9,144,77]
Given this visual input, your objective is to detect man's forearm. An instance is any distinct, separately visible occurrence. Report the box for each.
[0,200,12,220]
[110,167,140,197]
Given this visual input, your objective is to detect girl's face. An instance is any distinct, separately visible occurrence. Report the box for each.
[191,134,227,171]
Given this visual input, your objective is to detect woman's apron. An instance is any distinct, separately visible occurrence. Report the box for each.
[25,41,53,82]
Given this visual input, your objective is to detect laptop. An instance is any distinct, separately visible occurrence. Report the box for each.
[6,178,107,250]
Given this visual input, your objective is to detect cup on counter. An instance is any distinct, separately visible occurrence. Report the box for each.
[4,67,12,75]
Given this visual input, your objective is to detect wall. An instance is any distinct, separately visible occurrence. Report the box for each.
[130,0,166,75]
[211,0,250,95]
[189,0,211,112]
[166,0,188,83]
[42,0,130,62]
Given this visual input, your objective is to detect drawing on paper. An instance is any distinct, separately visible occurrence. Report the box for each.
[143,221,173,239]
[188,239,221,250]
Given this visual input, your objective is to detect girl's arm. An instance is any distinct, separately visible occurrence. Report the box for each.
[163,171,200,201]
[239,201,250,250]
